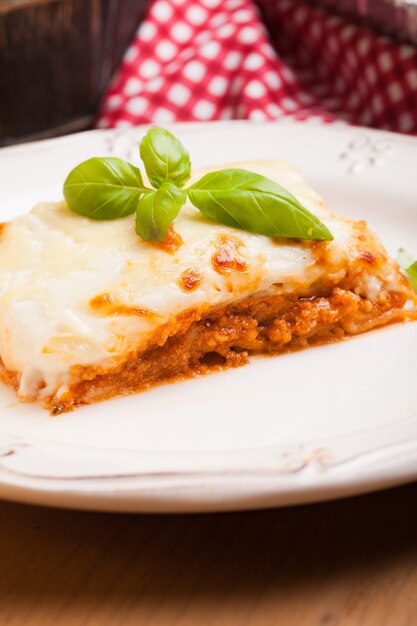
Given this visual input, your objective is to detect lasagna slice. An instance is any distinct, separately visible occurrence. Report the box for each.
[0,160,415,413]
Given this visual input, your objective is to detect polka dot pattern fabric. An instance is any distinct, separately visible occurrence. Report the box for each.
[97,0,417,134]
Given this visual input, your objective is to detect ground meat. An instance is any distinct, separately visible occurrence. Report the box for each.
[48,285,410,413]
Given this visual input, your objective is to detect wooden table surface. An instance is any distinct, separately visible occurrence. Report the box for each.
[1,483,417,625]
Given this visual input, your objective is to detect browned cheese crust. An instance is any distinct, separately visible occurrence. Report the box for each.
[0,219,415,414]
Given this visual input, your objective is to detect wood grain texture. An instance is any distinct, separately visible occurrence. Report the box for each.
[1,482,417,625]
[0,0,149,144]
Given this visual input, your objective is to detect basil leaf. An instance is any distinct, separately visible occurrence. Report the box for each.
[188,169,333,241]
[64,157,146,220]
[398,248,417,292]
[135,181,186,242]
[407,262,417,292]
[140,126,191,188]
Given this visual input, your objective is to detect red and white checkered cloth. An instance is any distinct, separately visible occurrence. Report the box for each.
[97,0,417,134]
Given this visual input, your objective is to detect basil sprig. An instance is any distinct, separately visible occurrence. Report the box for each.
[63,126,333,243]
[139,126,191,188]
[63,157,146,219]
[397,248,417,293]
[188,169,332,240]
[136,182,186,243]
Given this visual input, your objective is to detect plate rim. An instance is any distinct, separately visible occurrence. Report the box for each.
[1,119,416,512]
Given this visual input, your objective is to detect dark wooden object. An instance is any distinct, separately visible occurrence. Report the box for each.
[0,0,149,145]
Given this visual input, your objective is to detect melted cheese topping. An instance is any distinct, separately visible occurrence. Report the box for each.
[0,160,398,400]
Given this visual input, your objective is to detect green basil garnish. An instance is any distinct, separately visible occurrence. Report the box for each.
[409,263,417,292]
[136,182,186,243]
[63,157,146,220]
[188,169,333,241]
[63,126,333,243]
[139,126,191,188]
[398,248,417,292]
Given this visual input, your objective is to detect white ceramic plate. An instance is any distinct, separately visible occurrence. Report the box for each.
[0,121,416,513]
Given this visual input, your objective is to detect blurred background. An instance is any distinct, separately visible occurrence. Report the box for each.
[0,0,149,143]
[1,0,417,146]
